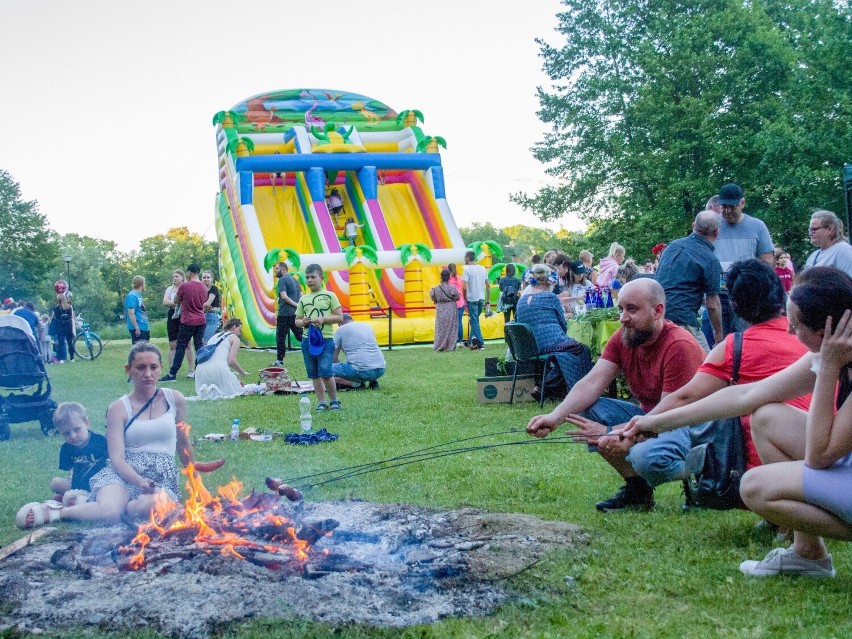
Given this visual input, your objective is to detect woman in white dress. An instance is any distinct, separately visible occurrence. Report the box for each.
[195,318,248,399]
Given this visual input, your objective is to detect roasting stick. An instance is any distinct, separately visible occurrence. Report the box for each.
[0,527,55,562]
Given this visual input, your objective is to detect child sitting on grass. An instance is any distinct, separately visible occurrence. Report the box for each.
[51,402,108,506]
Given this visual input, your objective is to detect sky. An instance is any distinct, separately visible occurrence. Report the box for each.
[0,0,578,252]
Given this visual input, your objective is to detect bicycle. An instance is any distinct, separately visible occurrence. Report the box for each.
[73,313,103,360]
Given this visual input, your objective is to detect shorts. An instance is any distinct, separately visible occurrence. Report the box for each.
[301,337,334,379]
[129,329,151,344]
[167,312,181,341]
[332,362,385,382]
[802,452,852,525]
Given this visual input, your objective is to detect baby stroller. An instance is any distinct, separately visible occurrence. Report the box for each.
[0,314,57,440]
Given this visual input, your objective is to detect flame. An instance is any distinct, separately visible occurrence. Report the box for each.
[120,422,310,570]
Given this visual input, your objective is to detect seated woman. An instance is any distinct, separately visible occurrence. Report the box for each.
[16,342,193,528]
[195,318,248,399]
[515,263,591,398]
[624,267,852,577]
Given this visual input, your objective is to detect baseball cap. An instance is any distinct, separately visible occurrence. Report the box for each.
[307,324,325,355]
[569,260,590,275]
[718,183,744,206]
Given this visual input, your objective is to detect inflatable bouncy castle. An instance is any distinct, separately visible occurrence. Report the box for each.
[213,89,505,347]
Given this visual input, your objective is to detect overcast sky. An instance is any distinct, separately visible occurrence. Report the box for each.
[0,0,578,251]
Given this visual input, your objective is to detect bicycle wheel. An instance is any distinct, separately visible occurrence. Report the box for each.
[74,333,103,360]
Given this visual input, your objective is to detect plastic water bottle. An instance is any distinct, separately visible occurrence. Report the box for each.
[299,394,312,434]
[230,419,240,442]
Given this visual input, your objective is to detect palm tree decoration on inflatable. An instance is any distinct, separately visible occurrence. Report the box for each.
[416,136,447,153]
[343,245,379,315]
[396,109,424,128]
[228,137,255,158]
[212,110,246,129]
[468,240,504,267]
[397,243,433,318]
[310,123,364,153]
[263,247,301,273]
[488,262,526,284]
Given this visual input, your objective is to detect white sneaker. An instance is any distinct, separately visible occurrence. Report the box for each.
[186,371,195,379]
[739,546,835,577]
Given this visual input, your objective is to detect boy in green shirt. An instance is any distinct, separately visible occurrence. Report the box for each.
[296,264,344,410]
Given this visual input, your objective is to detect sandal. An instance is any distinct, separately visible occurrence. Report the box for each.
[16,500,62,529]
[62,489,90,507]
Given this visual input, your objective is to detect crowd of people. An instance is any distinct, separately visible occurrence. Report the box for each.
[8,181,852,583]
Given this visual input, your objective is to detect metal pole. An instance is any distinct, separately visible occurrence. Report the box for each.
[63,255,72,291]
[387,306,392,351]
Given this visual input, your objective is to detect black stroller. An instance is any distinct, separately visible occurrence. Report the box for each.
[0,314,57,440]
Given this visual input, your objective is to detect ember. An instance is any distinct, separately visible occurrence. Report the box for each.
[120,464,323,571]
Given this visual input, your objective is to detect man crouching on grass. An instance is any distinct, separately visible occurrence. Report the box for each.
[526,279,705,512]
[296,264,344,411]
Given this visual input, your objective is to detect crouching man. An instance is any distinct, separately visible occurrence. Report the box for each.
[526,279,705,511]
[332,314,386,390]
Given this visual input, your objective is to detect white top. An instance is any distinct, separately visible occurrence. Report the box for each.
[461,263,488,302]
[803,241,852,278]
[122,388,176,454]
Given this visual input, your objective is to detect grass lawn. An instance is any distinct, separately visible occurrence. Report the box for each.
[1,339,850,638]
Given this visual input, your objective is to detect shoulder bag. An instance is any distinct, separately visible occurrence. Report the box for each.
[195,333,230,365]
[683,331,746,510]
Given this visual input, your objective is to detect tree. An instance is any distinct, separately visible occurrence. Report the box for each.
[513,0,852,262]
[133,227,219,321]
[0,169,60,303]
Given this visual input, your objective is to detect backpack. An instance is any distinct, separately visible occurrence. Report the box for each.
[502,279,520,308]
[683,332,746,510]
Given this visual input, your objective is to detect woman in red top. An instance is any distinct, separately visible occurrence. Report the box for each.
[774,248,794,293]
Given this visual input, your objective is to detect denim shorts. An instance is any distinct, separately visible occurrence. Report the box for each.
[302,337,334,378]
[332,361,385,382]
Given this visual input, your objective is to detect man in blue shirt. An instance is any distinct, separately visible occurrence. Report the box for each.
[124,275,150,343]
[701,183,774,346]
[655,211,722,352]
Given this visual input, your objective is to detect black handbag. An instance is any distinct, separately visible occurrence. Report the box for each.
[683,331,747,510]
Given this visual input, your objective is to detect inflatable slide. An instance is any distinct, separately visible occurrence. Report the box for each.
[213,89,505,347]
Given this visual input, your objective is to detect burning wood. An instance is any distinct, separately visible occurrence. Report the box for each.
[118,433,316,571]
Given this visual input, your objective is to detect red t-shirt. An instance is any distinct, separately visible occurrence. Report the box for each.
[601,320,705,413]
[774,267,794,293]
[697,317,811,468]
[176,280,208,326]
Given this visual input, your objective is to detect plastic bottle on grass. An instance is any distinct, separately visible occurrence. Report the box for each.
[299,394,312,433]
[230,419,240,442]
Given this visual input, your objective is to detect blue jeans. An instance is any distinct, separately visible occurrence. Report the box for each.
[627,427,694,488]
[457,306,465,342]
[301,337,334,378]
[332,362,384,382]
[700,293,746,348]
[467,300,484,345]
[203,311,221,344]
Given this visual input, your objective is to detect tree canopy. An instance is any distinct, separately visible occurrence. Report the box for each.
[0,170,60,303]
[513,0,852,262]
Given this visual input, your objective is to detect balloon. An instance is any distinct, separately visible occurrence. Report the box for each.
[54,280,68,294]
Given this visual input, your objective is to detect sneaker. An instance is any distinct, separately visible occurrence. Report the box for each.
[316,402,329,411]
[329,400,341,411]
[186,371,195,379]
[271,360,284,367]
[368,380,380,390]
[739,547,835,578]
[159,374,177,382]
[595,480,655,512]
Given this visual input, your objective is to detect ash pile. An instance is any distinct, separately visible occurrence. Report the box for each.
[0,500,586,638]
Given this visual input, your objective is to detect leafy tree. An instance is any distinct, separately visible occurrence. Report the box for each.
[458,222,510,249]
[0,170,60,304]
[514,0,852,262]
[133,227,219,320]
[54,234,132,325]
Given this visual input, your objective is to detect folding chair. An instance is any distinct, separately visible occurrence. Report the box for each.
[503,322,551,407]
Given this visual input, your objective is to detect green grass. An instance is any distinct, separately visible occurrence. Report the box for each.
[1,340,850,638]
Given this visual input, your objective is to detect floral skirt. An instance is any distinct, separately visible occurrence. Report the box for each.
[89,451,181,502]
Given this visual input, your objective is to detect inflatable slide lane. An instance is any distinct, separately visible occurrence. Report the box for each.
[213,88,504,347]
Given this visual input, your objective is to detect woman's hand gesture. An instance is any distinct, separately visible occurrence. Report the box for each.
[820,309,852,371]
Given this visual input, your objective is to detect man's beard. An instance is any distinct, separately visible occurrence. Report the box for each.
[622,327,654,348]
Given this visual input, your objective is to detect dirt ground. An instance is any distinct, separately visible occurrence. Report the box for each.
[0,500,587,638]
